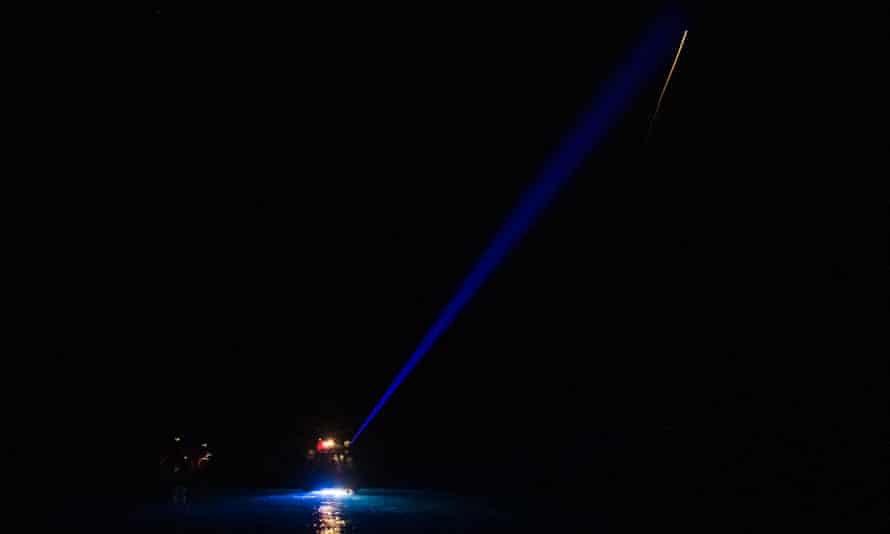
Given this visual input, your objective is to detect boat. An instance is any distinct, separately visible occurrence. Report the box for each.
[302,437,358,492]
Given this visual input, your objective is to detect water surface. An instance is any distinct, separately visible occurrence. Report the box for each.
[121,488,599,532]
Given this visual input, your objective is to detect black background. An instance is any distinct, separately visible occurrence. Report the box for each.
[6,4,884,529]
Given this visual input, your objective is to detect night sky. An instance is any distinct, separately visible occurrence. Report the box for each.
[8,4,882,523]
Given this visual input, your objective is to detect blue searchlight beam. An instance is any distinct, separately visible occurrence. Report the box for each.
[351,14,686,444]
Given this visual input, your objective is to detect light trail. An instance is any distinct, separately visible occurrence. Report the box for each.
[646,29,688,142]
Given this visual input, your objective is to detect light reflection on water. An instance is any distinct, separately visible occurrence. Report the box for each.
[134,489,572,532]
[313,500,349,534]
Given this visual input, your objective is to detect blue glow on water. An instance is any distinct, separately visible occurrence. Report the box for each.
[350,12,686,445]
[131,489,575,532]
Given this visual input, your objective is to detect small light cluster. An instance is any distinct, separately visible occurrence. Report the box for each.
[310,488,353,497]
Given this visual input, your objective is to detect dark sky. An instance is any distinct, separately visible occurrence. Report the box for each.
[8,4,882,518]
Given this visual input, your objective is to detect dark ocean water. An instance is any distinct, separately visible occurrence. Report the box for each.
[91,488,605,533]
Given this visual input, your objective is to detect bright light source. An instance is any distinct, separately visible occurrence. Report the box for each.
[174,437,181,442]
[201,443,208,447]
[310,488,352,497]
[321,439,335,449]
